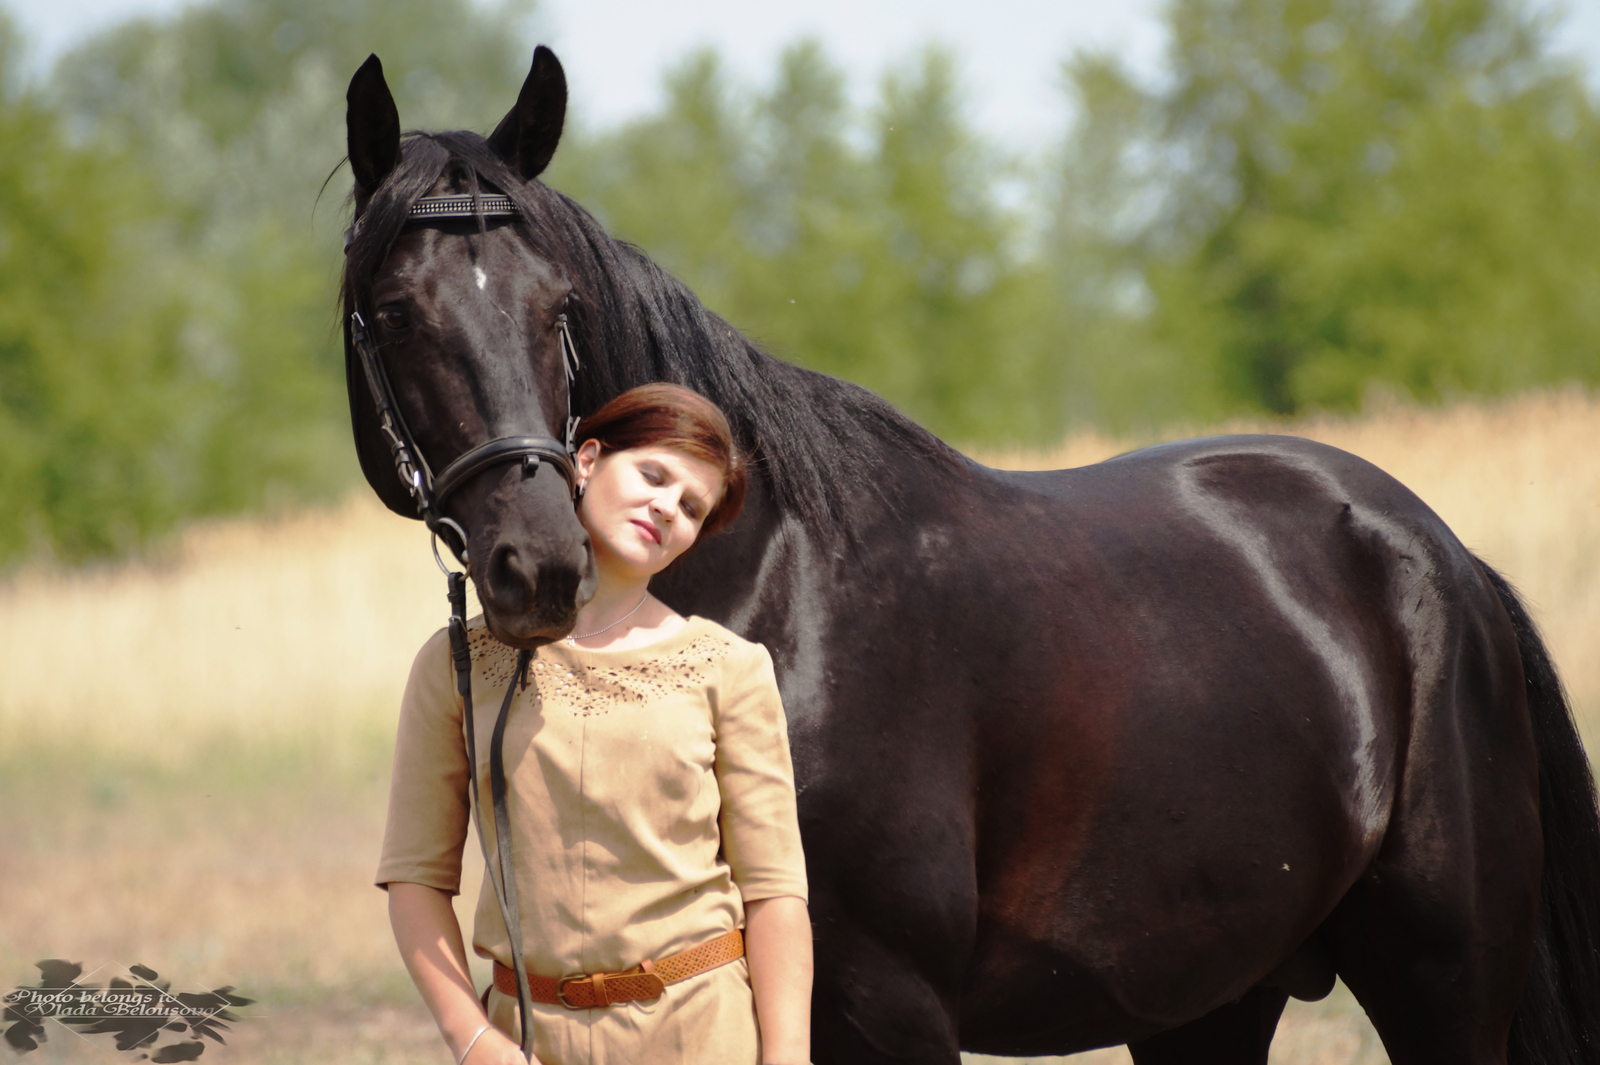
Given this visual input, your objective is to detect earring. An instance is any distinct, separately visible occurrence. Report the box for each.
[575,480,586,504]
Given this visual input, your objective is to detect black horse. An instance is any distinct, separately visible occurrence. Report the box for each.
[340,48,1600,1064]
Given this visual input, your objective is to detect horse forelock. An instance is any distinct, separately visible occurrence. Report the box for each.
[340,129,960,542]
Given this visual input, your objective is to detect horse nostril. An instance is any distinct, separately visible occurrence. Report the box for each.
[486,543,536,613]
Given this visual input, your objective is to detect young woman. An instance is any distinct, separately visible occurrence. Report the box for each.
[375,383,812,1065]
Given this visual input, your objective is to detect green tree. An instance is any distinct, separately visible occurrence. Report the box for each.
[848,47,1047,439]
[1053,0,1600,422]
[0,13,194,560]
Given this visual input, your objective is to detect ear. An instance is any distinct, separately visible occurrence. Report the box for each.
[488,45,567,180]
[347,53,401,192]
[573,438,602,486]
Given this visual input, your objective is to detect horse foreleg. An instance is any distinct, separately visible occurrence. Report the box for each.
[810,911,966,1065]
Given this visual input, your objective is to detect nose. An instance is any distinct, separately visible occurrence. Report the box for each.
[463,462,597,647]
[479,537,592,641]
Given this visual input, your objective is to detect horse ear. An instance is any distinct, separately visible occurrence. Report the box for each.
[347,54,401,192]
[488,45,567,180]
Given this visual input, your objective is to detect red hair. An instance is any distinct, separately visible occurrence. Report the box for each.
[575,383,748,537]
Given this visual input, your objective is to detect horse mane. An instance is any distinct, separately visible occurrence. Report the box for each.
[342,129,964,539]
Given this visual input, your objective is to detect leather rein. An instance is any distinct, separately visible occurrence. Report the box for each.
[346,191,568,1057]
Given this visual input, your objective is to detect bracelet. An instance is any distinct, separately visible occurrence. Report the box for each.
[457,1023,492,1065]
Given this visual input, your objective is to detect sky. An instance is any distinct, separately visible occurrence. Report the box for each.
[4,0,1598,149]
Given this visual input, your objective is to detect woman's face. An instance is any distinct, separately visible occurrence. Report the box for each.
[573,441,726,581]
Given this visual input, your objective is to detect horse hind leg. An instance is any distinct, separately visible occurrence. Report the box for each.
[1323,841,1536,1065]
[1319,572,1542,1064]
[1125,986,1290,1065]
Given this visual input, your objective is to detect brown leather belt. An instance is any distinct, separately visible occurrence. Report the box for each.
[493,929,744,1009]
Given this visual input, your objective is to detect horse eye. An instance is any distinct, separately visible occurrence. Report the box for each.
[377,308,409,331]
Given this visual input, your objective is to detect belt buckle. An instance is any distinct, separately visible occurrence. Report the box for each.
[555,973,590,1010]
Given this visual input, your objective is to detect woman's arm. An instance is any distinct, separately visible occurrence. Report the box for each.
[387,882,530,1065]
[744,895,812,1065]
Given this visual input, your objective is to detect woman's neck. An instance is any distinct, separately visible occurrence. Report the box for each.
[564,570,690,651]
[573,578,651,636]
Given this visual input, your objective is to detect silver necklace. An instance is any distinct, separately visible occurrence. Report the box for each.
[565,591,650,646]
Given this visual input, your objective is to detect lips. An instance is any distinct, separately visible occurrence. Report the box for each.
[631,519,661,545]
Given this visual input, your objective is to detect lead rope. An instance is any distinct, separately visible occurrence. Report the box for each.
[447,574,536,1058]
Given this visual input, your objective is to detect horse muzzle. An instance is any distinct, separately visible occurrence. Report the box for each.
[476,535,596,647]
[463,463,596,647]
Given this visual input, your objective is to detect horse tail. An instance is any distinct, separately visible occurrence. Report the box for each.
[1480,561,1600,1065]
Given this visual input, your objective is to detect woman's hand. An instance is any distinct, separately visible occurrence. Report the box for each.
[387,882,541,1064]
[744,895,813,1065]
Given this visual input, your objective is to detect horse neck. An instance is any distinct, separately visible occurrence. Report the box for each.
[572,239,964,528]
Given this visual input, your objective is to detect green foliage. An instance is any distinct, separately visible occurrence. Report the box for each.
[1054,0,1600,422]
[0,13,191,559]
[51,0,536,151]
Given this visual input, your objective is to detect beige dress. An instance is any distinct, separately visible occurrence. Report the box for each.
[375,614,808,1065]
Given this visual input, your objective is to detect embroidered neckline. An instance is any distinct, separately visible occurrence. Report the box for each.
[465,624,733,717]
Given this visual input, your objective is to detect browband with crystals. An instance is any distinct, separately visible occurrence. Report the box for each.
[407,193,519,219]
[344,193,522,250]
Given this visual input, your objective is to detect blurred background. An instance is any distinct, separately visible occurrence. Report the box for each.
[0,0,1596,1061]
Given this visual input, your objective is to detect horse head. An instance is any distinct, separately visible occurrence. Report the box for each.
[342,48,596,646]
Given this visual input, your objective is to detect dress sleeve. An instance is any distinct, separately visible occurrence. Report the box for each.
[713,642,808,904]
[374,627,471,894]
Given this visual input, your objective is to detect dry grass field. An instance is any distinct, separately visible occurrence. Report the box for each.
[2,390,1594,1064]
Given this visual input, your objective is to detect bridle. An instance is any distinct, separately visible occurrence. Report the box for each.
[345,191,582,568]
[345,189,576,1057]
